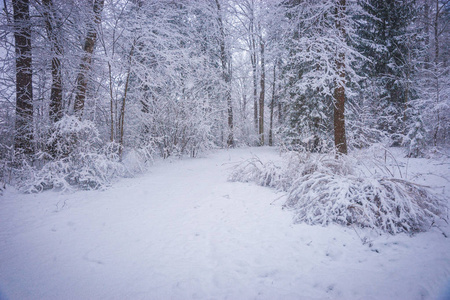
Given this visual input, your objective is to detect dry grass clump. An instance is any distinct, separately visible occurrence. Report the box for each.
[230,151,447,234]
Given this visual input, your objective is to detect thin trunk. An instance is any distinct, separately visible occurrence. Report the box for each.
[108,61,114,142]
[226,61,234,147]
[13,0,33,155]
[249,4,258,134]
[118,43,135,160]
[433,0,440,146]
[252,50,258,134]
[258,27,265,146]
[215,0,234,147]
[43,0,63,123]
[73,0,105,118]
[268,63,276,146]
[424,0,430,67]
[278,97,282,124]
[333,0,348,155]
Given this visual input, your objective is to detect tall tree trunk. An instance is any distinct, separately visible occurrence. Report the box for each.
[249,3,258,135]
[268,63,276,146]
[251,48,258,135]
[73,0,105,118]
[215,0,234,147]
[226,61,234,147]
[432,0,441,146]
[424,0,430,68]
[42,0,63,123]
[258,26,265,146]
[333,0,348,155]
[118,43,135,160]
[278,97,282,125]
[108,61,114,142]
[13,0,33,155]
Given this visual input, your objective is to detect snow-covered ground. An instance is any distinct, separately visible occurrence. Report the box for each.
[0,147,449,300]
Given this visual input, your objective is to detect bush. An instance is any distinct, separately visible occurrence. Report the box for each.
[229,151,447,234]
[18,116,127,192]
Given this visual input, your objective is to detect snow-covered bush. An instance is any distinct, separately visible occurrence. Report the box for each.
[228,156,287,190]
[18,116,127,192]
[122,143,156,174]
[229,151,447,234]
[403,116,427,158]
[0,143,13,189]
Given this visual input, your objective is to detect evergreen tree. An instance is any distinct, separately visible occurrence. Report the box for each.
[358,0,417,145]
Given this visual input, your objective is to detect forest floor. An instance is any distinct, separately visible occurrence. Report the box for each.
[0,147,449,300]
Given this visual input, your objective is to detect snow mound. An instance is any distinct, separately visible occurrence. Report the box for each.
[229,151,447,234]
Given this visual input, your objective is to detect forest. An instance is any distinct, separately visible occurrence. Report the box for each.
[0,0,449,230]
[1,1,450,298]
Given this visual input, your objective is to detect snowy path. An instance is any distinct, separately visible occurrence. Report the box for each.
[1,147,449,300]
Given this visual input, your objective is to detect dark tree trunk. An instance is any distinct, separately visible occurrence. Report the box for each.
[333,0,348,155]
[249,7,258,135]
[13,0,34,155]
[42,0,63,123]
[118,43,135,160]
[258,29,265,146]
[268,63,276,146]
[215,0,234,147]
[73,0,105,118]
[432,0,441,146]
[424,0,430,67]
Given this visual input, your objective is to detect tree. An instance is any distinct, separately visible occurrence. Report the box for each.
[268,62,276,146]
[358,0,417,145]
[258,21,265,145]
[279,0,364,154]
[333,0,348,154]
[42,0,63,123]
[73,0,105,118]
[233,0,260,140]
[13,0,33,155]
[430,0,450,146]
[215,0,234,147]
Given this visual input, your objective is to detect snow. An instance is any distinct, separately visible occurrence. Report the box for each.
[1,147,449,300]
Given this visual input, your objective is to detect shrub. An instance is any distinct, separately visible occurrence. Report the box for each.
[229,151,447,234]
[18,116,127,192]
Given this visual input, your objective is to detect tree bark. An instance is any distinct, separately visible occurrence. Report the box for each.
[42,0,63,123]
[13,0,34,155]
[215,0,234,147]
[118,43,135,160]
[73,0,105,118]
[424,0,430,67]
[333,0,348,155]
[268,63,276,146]
[432,0,441,147]
[249,2,258,135]
[258,26,265,146]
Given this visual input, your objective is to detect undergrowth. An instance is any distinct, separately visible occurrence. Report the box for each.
[229,149,447,234]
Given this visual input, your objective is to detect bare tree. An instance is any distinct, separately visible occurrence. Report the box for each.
[268,62,276,146]
[258,21,265,146]
[215,0,234,147]
[13,0,33,155]
[73,0,105,118]
[42,0,63,123]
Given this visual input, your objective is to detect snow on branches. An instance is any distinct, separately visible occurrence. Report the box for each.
[18,116,126,192]
[229,150,447,234]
